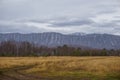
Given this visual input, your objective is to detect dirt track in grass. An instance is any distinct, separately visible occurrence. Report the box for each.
[0,57,120,80]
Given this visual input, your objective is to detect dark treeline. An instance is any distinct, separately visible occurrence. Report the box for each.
[0,41,120,56]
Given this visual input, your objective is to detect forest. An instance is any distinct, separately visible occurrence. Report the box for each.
[0,41,120,56]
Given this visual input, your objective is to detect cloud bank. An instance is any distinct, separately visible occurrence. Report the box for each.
[0,0,120,35]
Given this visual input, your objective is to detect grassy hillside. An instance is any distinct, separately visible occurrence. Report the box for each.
[0,57,120,80]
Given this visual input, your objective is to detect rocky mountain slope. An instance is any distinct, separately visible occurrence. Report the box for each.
[0,32,120,49]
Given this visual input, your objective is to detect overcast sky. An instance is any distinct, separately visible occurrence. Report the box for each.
[0,0,120,35]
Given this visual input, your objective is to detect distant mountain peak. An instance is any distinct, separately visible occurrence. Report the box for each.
[71,32,87,36]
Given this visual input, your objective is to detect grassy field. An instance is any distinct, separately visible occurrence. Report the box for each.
[0,57,120,80]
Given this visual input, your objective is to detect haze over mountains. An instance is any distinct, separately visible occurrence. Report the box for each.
[0,32,120,49]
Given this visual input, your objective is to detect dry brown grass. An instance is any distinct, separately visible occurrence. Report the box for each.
[0,56,120,80]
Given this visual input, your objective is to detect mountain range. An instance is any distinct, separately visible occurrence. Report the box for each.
[0,32,120,49]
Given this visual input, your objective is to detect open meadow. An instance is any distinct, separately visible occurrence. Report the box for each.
[0,57,120,80]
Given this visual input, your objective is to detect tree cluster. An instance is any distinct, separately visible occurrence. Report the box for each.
[0,41,120,56]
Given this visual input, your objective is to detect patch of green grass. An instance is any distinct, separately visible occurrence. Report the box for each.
[103,73,120,80]
[29,71,120,80]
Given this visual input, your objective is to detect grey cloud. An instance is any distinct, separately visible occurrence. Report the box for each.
[112,20,120,23]
[0,0,119,20]
[48,19,93,27]
[91,20,120,29]
[97,23,118,28]
[114,27,120,34]
[16,17,94,27]
[15,17,71,24]
[0,22,41,33]
[114,16,120,18]
[16,19,49,23]
[96,9,117,14]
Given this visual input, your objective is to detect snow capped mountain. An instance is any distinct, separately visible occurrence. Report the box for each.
[0,32,120,49]
[71,32,87,36]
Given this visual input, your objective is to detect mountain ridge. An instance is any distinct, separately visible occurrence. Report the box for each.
[0,32,120,49]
